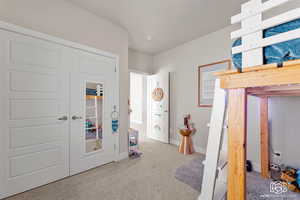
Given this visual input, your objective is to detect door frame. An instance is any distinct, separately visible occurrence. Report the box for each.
[147,72,170,143]
[0,21,121,199]
[129,69,151,140]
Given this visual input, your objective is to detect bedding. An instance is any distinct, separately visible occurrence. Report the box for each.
[86,129,102,140]
[232,18,300,69]
[86,88,97,96]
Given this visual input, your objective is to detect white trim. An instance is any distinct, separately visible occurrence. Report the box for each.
[131,120,143,124]
[170,138,180,146]
[116,151,129,161]
[0,21,118,59]
[114,57,120,160]
[129,69,152,75]
[193,146,206,155]
[231,0,294,24]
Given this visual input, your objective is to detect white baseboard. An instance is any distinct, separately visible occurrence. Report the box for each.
[170,139,206,154]
[193,146,206,155]
[170,138,180,146]
[251,161,261,173]
[116,152,128,161]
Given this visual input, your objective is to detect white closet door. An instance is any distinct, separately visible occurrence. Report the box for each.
[70,50,117,175]
[0,30,69,198]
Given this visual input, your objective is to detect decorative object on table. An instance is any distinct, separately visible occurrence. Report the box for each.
[184,114,191,129]
[179,129,194,155]
[128,128,142,159]
[178,114,196,155]
[152,83,164,102]
[198,60,231,107]
[111,105,119,133]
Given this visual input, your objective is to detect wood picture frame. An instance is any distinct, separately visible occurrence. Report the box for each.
[198,59,231,107]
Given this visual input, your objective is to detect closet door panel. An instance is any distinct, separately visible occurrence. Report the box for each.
[10,40,59,69]
[0,37,6,199]
[9,99,58,120]
[9,70,57,92]
[9,149,61,177]
[0,30,69,198]
[9,124,60,149]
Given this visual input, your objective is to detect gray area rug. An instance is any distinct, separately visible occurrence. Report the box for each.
[175,156,300,199]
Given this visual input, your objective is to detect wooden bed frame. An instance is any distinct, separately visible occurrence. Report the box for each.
[215,59,300,200]
[222,0,300,198]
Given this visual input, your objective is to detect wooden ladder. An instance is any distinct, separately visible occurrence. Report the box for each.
[198,79,228,200]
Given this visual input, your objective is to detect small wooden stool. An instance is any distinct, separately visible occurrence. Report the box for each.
[178,129,194,155]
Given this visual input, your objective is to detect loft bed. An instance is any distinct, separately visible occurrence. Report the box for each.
[85,88,103,143]
[86,88,103,99]
[214,0,300,200]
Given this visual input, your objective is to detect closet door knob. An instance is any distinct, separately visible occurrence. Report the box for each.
[72,115,83,120]
[58,116,68,121]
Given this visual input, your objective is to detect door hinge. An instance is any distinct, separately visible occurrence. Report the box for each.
[114,144,116,151]
[114,65,117,72]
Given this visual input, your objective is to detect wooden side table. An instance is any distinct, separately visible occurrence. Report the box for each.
[178,129,194,155]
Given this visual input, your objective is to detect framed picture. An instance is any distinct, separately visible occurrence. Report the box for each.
[198,59,231,107]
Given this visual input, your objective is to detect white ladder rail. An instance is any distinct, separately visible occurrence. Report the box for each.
[94,96,99,140]
[198,79,228,200]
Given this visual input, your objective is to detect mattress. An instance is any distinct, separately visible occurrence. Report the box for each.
[232,18,300,69]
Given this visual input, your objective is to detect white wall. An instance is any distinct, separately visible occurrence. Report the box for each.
[153,26,234,154]
[0,0,129,154]
[153,25,300,169]
[129,48,153,74]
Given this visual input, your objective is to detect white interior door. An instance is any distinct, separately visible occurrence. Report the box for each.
[0,30,69,198]
[147,72,170,143]
[70,50,117,175]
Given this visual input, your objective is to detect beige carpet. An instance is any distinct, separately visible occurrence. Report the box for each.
[175,156,300,200]
[5,139,201,200]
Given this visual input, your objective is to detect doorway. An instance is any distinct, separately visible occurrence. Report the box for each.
[129,72,148,142]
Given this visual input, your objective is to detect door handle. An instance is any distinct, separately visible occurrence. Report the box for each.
[58,116,68,121]
[72,115,83,120]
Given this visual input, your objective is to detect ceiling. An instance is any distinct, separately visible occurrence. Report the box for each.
[68,0,247,54]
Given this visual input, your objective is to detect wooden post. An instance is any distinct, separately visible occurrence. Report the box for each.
[227,89,247,200]
[260,97,270,178]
